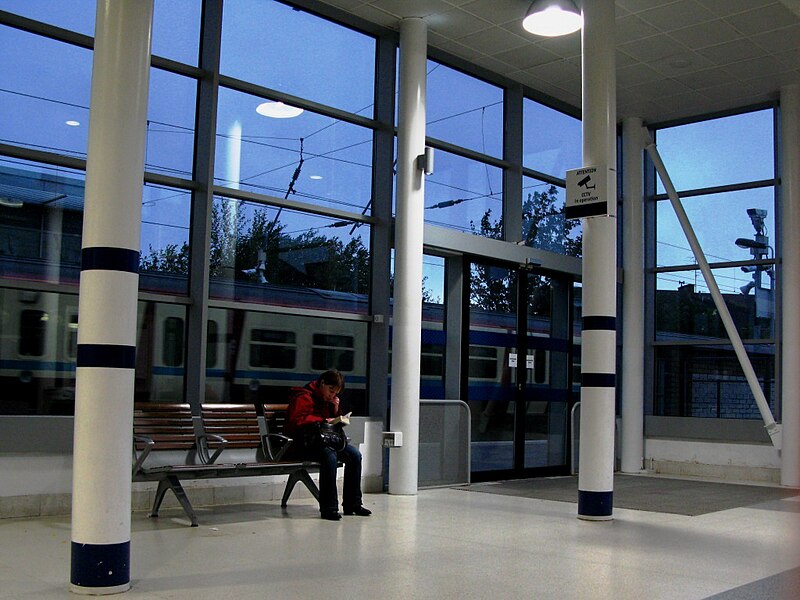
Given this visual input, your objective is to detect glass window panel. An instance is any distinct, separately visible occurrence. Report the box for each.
[0,25,92,158]
[0,289,78,414]
[139,183,191,295]
[655,109,774,193]
[161,316,184,367]
[220,0,375,116]
[152,0,200,66]
[0,0,96,35]
[208,307,368,414]
[522,177,582,256]
[421,254,445,398]
[655,269,774,341]
[206,320,218,369]
[0,293,188,413]
[136,301,186,403]
[0,157,85,285]
[523,99,581,177]
[654,344,775,419]
[146,68,197,178]
[208,197,370,314]
[215,86,373,214]
[425,150,502,237]
[426,60,503,157]
[655,188,775,268]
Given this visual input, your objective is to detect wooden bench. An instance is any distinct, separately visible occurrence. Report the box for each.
[132,402,325,526]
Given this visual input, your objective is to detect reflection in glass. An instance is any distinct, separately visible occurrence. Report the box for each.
[425,150,502,237]
[215,87,373,213]
[139,184,191,294]
[468,264,516,472]
[426,61,503,157]
[206,307,368,414]
[655,188,775,268]
[655,270,774,341]
[0,25,91,158]
[146,68,197,178]
[220,0,376,115]
[654,344,775,419]
[655,109,774,193]
[208,197,370,314]
[522,177,581,256]
[523,98,581,177]
[0,157,84,284]
[421,255,445,399]
[0,293,187,414]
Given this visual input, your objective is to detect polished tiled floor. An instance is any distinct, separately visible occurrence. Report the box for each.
[1,483,799,599]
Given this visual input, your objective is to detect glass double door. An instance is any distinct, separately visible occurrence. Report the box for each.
[465,260,573,480]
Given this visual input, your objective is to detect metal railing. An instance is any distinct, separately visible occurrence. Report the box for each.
[419,399,471,488]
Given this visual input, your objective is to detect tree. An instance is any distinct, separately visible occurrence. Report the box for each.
[140,202,371,295]
[468,185,581,312]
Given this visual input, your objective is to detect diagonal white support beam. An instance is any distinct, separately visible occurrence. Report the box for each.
[644,134,781,449]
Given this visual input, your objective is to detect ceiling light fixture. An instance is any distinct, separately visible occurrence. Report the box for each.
[65,120,81,127]
[522,0,582,37]
[256,101,304,119]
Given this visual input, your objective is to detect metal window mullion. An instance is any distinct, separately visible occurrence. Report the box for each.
[503,83,523,243]
[184,0,223,410]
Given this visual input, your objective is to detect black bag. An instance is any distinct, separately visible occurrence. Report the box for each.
[303,422,348,453]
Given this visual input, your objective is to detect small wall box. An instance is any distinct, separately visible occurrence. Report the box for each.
[382,431,403,448]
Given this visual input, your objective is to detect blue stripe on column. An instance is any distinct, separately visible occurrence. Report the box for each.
[578,490,613,517]
[71,541,129,588]
[581,373,616,387]
[583,316,616,330]
[77,344,136,369]
[81,247,139,273]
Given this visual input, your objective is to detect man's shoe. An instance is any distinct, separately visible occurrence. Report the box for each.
[321,510,342,521]
[343,505,372,516]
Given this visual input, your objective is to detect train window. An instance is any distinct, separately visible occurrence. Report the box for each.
[19,310,47,356]
[250,329,296,369]
[66,313,79,359]
[421,343,444,377]
[532,350,548,384]
[206,320,218,368]
[468,346,498,380]
[162,317,184,367]
[312,333,354,372]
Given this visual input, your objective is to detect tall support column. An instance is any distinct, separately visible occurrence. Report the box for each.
[577,0,617,520]
[388,17,427,495]
[70,0,153,594]
[620,118,645,473]
[780,84,800,487]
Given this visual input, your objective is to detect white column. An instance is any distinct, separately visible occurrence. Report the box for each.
[781,84,800,487]
[577,0,617,520]
[620,118,645,473]
[388,17,427,496]
[70,0,152,594]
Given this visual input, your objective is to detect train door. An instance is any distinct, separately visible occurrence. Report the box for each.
[465,259,574,481]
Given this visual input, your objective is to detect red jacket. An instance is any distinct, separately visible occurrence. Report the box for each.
[285,381,341,437]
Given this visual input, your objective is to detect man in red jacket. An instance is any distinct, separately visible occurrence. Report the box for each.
[286,369,371,521]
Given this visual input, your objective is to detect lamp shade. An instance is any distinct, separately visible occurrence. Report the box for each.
[522,0,582,37]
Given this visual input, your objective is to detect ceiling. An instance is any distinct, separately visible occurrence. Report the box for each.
[316,0,800,124]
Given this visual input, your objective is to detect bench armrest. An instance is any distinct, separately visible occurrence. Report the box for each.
[132,434,155,475]
[263,433,293,461]
[197,433,228,464]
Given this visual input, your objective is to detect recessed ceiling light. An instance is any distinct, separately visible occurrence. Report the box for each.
[256,101,303,119]
[65,120,81,127]
[0,197,23,208]
[309,175,323,180]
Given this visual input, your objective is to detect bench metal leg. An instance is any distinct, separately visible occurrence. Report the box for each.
[281,469,319,507]
[151,475,199,527]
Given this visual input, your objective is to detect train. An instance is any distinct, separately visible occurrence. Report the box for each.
[0,274,573,417]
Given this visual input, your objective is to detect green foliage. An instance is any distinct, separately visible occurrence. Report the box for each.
[139,201,370,294]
